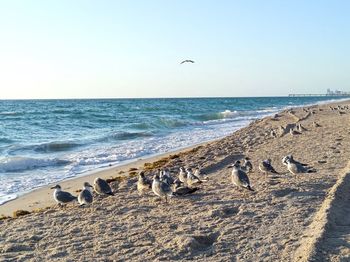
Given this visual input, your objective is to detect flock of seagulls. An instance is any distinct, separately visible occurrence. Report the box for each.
[51,103,344,207]
[50,154,314,207]
[51,178,114,206]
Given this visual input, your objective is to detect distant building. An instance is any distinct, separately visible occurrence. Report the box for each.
[326,89,349,96]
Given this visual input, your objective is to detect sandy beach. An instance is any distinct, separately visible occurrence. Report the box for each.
[1,100,350,261]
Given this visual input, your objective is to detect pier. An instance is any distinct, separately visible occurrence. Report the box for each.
[288,94,350,97]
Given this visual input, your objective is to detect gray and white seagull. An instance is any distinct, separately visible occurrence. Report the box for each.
[259,159,279,175]
[50,184,77,206]
[78,182,93,206]
[230,161,254,191]
[285,157,316,175]
[94,177,114,196]
[152,174,174,203]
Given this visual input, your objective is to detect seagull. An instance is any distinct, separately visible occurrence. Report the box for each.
[230,161,253,191]
[186,168,202,186]
[178,167,187,184]
[78,182,93,206]
[282,155,308,167]
[259,159,279,175]
[137,171,152,196]
[241,158,253,173]
[173,179,199,196]
[93,177,114,196]
[285,157,316,175]
[180,60,195,64]
[194,167,208,181]
[160,169,174,185]
[50,184,77,206]
[152,174,174,203]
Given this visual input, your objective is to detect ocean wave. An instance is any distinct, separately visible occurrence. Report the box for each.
[0,156,70,172]
[157,118,189,128]
[7,141,82,154]
[197,110,239,121]
[33,142,81,153]
[130,122,154,129]
[0,137,13,144]
[130,118,190,129]
[0,111,21,116]
[0,193,17,205]
[100,131,154,142]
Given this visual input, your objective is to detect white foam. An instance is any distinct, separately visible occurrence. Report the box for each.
[0,156,66,172]
[0,193,17,205]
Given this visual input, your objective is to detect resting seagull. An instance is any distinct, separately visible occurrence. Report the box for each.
[94,177,114,196]
[259,159,279,175]
[282,155,308,167]
[50,184,77,206]
[173,179,199,196]
[180,60,195,64]
[78,182,93,206]
[285,157,316,175]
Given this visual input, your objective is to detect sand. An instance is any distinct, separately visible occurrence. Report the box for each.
[1,100,350,261]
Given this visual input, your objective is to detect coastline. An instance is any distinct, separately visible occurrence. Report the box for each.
[0,143,205,216]
[2,99,350,260]
[0,98,348,217]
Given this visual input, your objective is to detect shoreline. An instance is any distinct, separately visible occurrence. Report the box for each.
[0,142,205,216]
[2,99,350,260]
[0,98,349,217]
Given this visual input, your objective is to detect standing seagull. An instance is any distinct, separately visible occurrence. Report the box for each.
[259,159,279,176]
[160,169,174,185]
[50,184,77,206]
[152,174,174,203]
[94,177,114,196]
[230,161,253,191]
[137,171,152,196]
[78,182,93,206]
[241,158,253,173]
[180,60,195,64]
[194,167,208,181]
[178,167,187,184]
[186,168,202,186]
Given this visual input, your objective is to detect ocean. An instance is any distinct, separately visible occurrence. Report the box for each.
[0,97,346,204]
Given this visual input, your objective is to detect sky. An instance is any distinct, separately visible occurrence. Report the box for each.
[0,0,349,99]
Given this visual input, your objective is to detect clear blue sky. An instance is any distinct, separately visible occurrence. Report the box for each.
[1,0,349,98]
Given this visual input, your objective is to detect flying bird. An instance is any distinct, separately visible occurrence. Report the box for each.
[180,60,195,64]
